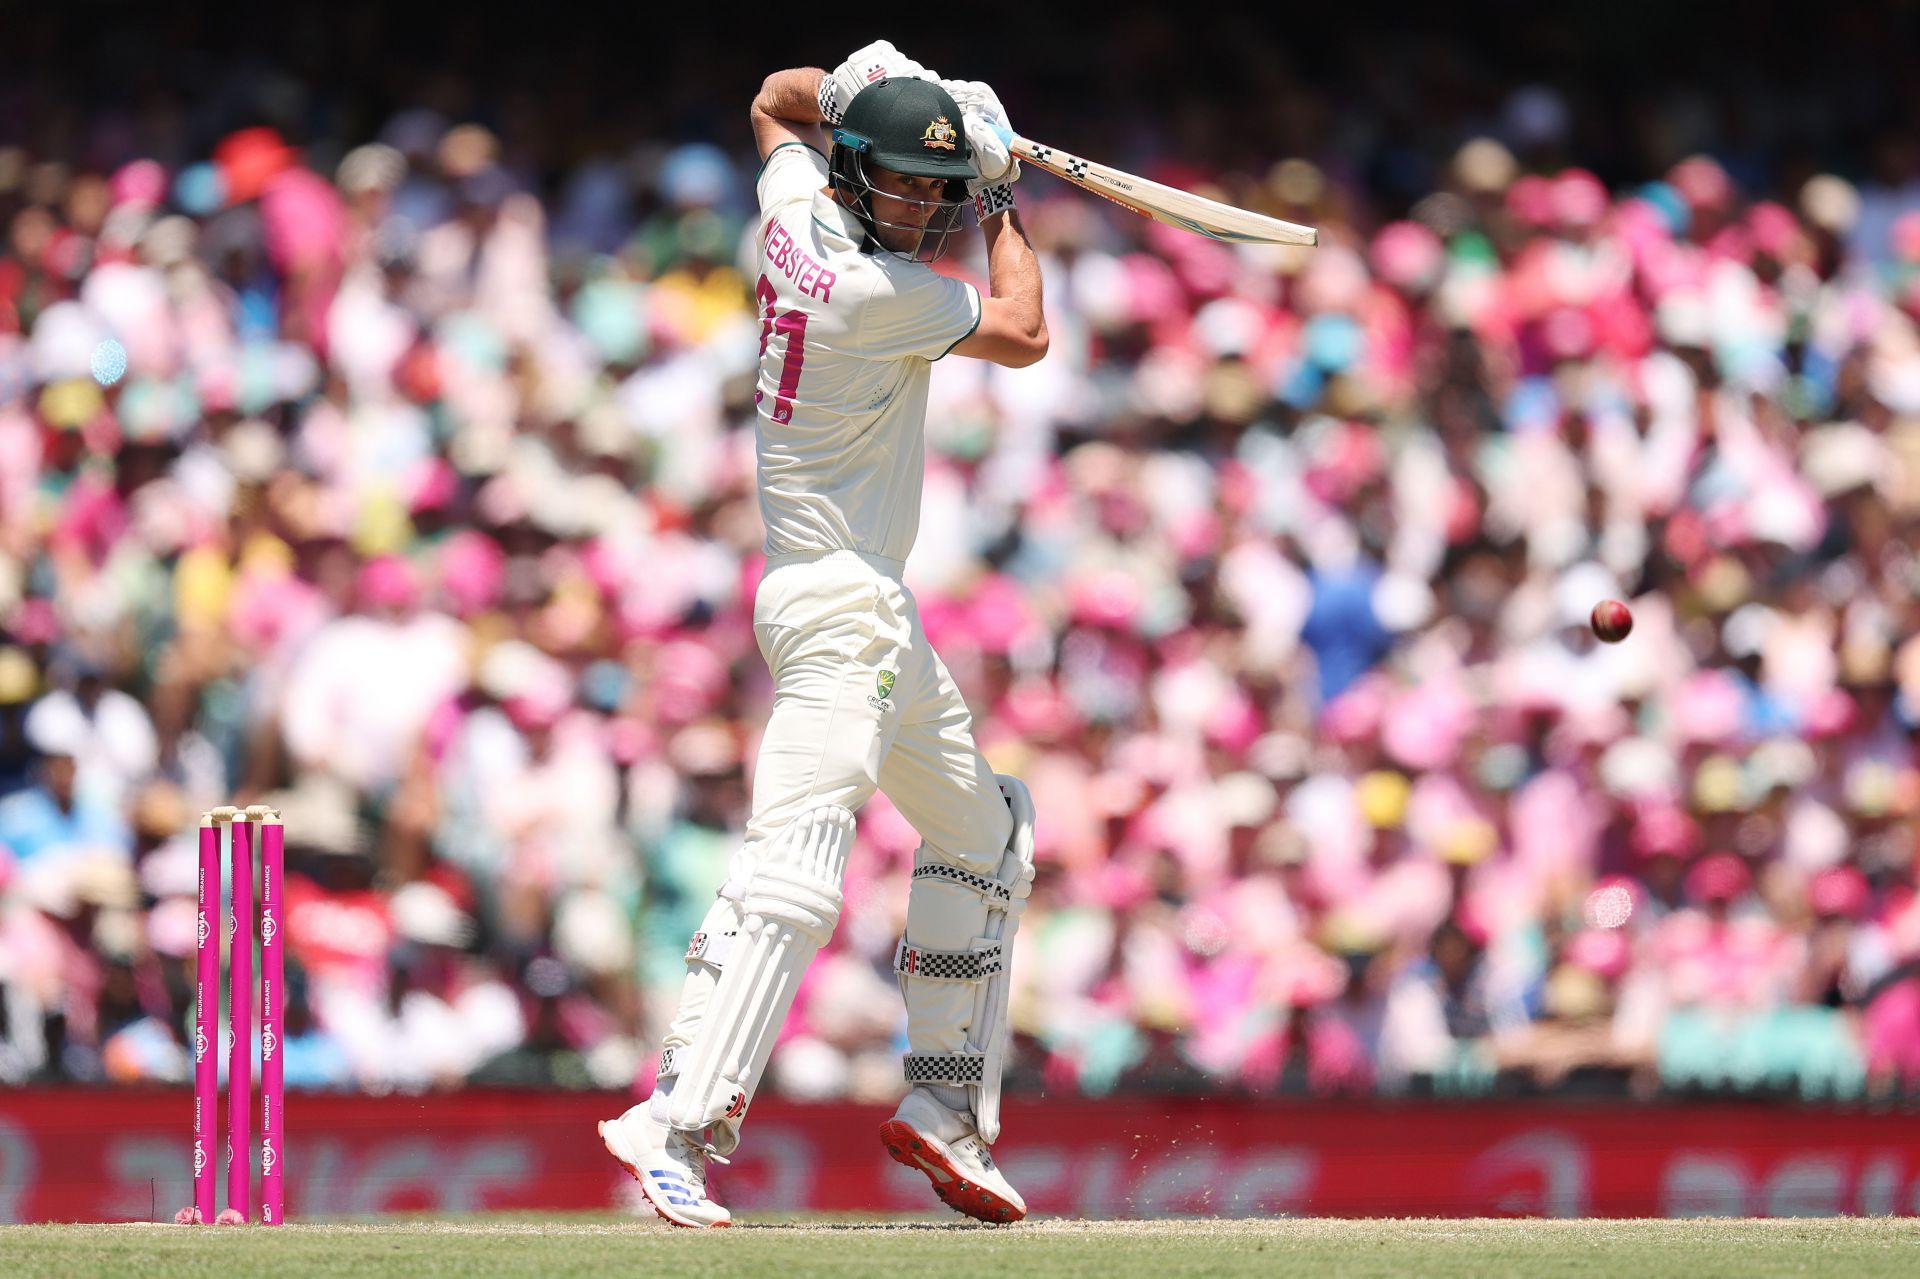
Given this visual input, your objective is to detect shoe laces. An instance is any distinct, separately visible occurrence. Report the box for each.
[664,1127,730,1192]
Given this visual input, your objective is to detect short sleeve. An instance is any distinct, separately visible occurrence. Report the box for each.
[854,268,981,363]
[756,144,829,214]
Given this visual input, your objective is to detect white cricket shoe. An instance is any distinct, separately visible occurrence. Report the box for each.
[881,1087,1027,1223]
[599,1105,732,1228]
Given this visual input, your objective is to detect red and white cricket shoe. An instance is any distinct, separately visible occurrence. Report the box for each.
[881,1087,1026,1224]
[599,1105,732,1228]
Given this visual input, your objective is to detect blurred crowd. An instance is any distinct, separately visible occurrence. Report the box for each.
[3,12,1920,1106]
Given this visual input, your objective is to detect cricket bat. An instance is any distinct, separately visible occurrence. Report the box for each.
[1011,136,1318,247]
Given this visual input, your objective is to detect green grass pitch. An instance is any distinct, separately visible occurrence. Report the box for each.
[5,1217,1918,1277]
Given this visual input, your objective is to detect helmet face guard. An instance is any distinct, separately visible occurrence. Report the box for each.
[830,128,968,264]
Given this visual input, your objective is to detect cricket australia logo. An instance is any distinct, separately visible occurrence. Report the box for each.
[922,116,958,151]
[868,670,897,711]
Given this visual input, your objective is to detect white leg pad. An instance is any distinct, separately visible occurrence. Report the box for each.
[660,895,745,1077]
[654,895,744,1152]
[897,775,1035,1144]
[666,804,855,1133]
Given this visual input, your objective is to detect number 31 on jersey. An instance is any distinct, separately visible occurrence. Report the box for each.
[755,274,806,425]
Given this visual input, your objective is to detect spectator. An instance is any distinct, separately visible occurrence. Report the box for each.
[1,9,1919,1104]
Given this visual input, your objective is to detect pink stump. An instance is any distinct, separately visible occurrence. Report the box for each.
[257,811,286,1224]
[227,816,255,1222]
[193,818,220,1224]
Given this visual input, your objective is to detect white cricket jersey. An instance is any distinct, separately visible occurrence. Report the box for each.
[751,143,981,561]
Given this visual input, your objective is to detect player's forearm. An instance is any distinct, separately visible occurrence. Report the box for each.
[982,210,1047,353]
[753,68,829,126]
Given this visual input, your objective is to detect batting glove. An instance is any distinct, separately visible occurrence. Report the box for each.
[942,81,1020,219]
[820,40,937,125]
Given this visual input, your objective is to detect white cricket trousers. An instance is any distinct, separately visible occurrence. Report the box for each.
[735,548,1010,882]
[661,549,1012,1084]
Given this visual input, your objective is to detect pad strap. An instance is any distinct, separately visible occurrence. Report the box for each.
[895,775,1036,1146]
[894,938,1003,982]
[912,862,1015,904]
[903,1051,987,1085]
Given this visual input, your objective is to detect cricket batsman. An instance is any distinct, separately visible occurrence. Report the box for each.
[598,40,1047,1226]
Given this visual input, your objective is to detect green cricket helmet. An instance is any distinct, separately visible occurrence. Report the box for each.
[829,76,973,263]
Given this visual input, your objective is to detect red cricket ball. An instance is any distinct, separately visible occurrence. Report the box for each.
[1591,599,1633,643]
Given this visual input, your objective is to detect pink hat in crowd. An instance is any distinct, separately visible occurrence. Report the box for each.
[111,159,170,210]
[1121,253,1187,328]
[1382,680,1473,772]
[857,793,921,859]
[1809,865,1871,920]
[261,166,347,275]
[915,595,965,651]
[1320,675,1388,744]
[1803,688,1858,739]
[994,678,1082,744]
[1171,510,1222,562]
[505,675,573,731]
[965,573,1034,656]
[357,554,422,611]
[603,715,656,767]
[1203,691,1264,757]
[1748,202,1801,258]
[1612,197,1674,257]
[1631,803,1704,860]
[1094,859,1155,912]
[1277,945,1348,1008]
[647,639,729,724]
[1591,290,1655,358]
[227,572,324,652]
[1670,670,1746,745]
[1067,570,1145,632]
[1551,169,1609,229]
[1669,156,1736,213]
[1506,174,1556,228]
[1302,423,1386,505]
[1370,221,1445,293]
[1111,730,1196,790]
[12,599,59,645]
[408,457,460,514]
[437,530,507,616]
[1147,220,1236,300]
[1705,223,1754,266]
[1565,928,1633,981]
[1685,852,1753,904]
